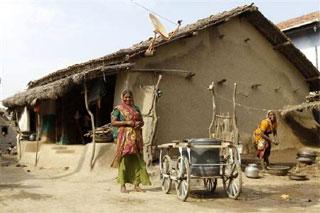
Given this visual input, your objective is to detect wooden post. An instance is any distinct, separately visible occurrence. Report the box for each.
[232,83,239,144]
[149,75,162,141]
[146,75,163,116]
[145,74,162,166]
[15,111,22,160]
[84,82,96,169]
[35,113,41,166]
[208,82,216,138]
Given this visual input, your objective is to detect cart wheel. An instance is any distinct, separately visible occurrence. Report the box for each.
[175,156,190,201]
[223,147,242,199]
[160,155,172,194]
[203,178,217,193]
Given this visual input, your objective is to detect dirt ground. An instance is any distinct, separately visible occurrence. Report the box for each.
[0,149,319,213]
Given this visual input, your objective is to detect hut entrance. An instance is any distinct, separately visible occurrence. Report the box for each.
[87,75,117,127]
[55,75,117,145]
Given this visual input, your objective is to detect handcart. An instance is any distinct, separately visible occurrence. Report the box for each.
[158,138,242,201]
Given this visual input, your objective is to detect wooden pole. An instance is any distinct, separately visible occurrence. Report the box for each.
[34,113,41,166]
[208,82,216,138]
[149,75,162,142]
[84,82,96,169]
[145,74,162,166]
[232,83,239,144]
[146,75,163,116]
[15,111,22,160]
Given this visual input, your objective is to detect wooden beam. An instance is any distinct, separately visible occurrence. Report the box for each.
[217,79,227,85]
[305,76,320,82]
[273,41,291,50]
[251,83,262,89]
[132,68,195,79]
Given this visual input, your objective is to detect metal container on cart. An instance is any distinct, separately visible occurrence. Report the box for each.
[184,138,221,176]
[158,138,242,202]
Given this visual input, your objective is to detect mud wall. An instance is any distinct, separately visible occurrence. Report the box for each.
[18,141,117,174]
[114,17,310,151]
[0,118,17,152]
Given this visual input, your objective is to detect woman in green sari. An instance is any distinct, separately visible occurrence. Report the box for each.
[111,89,151,193]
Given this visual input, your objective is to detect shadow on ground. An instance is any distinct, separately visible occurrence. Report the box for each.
[181,182,320,211]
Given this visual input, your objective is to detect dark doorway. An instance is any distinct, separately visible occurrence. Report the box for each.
[55,74,117,145]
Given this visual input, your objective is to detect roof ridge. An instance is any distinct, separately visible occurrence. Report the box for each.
[28,4,255,88]
[277,11,320,30]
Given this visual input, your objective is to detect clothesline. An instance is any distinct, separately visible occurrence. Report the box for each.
[214,93,281,112]
[199,84,281,112]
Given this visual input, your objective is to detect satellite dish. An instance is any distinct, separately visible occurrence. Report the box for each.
[145,13,182,56]
[149,13,169,39]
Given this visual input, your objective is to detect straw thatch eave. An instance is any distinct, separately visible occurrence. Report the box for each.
[2,77,73,108]
[281,101,320,116]
[2,63,134,108]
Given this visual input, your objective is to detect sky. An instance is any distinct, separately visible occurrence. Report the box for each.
[0,0,319,100]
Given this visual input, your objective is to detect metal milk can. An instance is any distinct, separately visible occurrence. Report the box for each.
[245,163,260,178]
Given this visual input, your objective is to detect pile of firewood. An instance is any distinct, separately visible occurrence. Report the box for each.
[84,123,113,142]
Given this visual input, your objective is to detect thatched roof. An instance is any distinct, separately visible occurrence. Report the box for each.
[281,101,320,116]
[2,63,133,107]
[3,4,319,107]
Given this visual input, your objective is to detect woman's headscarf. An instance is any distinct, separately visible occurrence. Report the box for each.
[121,89,134,106]
[121,89,133,99]
[266,110,277,128]
[266,110,274,118]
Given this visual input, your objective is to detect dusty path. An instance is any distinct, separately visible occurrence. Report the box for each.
[0,154,319,213]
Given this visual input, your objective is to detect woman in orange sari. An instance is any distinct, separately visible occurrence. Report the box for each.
[111,90,151,193]
[253,110,278,170]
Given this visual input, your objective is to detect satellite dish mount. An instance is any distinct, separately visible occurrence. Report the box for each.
[145,13,182,56]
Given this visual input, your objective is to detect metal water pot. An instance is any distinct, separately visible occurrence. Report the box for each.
[245,164,260,178]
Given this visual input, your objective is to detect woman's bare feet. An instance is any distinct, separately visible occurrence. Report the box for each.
[120,185,129,193]
[134,185,145,192]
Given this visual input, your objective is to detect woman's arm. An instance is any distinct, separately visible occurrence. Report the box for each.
[111,107,134,127]
[260,133,273,143]
[134,106,144,128]
[111,118,134,127]
[273,129,278,145]
[259,131,278,145]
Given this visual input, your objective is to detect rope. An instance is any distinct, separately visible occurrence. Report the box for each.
[199,84,281,112]
[214,93,281,112]
[130,0,178,26]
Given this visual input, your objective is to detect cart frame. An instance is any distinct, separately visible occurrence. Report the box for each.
[158,139,242,201]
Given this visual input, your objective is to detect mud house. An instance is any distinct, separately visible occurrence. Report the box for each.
[2,5,319,167]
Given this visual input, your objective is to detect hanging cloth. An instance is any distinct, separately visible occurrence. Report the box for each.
[18,107,30,132]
